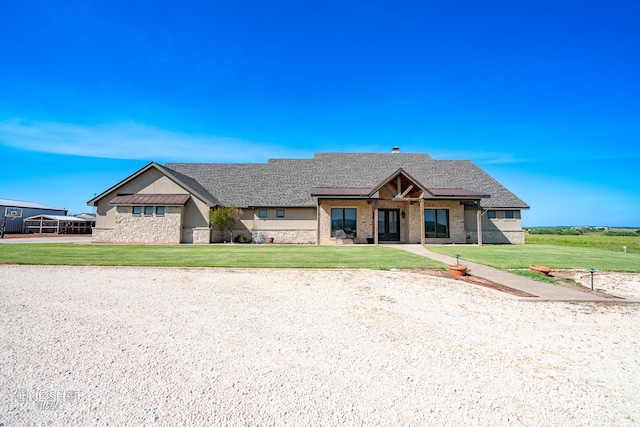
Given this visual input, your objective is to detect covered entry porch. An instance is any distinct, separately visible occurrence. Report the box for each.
[312,168,489,246]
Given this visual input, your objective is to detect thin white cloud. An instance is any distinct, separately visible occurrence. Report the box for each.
[426,148,525,165]
[0,118,297,162]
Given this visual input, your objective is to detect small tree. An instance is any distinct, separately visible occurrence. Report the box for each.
[209,205,242,242]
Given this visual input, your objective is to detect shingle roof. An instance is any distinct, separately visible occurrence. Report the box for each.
[164,152,529,209]
[310,188,372,197]
[426,188,491,198]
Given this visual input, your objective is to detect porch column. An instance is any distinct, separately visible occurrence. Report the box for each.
[420,198,425,245]
[316,199,321,245]
[373,199,379,245]
[477,203,483,246]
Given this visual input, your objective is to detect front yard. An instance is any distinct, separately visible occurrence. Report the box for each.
[0,244,444,270]
[427,243,640,273]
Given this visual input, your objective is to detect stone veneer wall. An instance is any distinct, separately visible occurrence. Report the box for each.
[466,230,525,244]
[423,200,466,244]
[91,228,115,243]
[252,230,316,244]
[318,200,372,245]
[318,199,467,245]
[192,227,211,244]
[182,227,211,244]
[210,229,249,243]
[92,206,183,244]
[404,202,421,243]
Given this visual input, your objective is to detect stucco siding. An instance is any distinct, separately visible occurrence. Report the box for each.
[91,168,210,244]
[250,207,317,243]
[182,197,209,229]
[210,209,254,243]
[94,199,116,229]
[464,209,525,244]
[95,169,190,229]
[252,207,316,230]
[466,230,525,244]
[209,207,317,243]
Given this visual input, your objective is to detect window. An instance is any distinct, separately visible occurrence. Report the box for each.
[424,209,449,238]
[134,206,164,216]
[331,208,357,238]
[276,209,285,219]
[505,210,514,219]
[487,210,496,219]
[258,209,267,219]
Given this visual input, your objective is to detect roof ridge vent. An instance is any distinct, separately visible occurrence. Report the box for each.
[391,146,400,153]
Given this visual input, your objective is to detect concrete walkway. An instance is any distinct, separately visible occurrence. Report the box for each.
[385,244,635,302]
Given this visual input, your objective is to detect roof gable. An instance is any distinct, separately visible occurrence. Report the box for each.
[368,168,428,199]
[87,162,216,207]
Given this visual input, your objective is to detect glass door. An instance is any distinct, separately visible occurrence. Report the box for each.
[378,209,400,241]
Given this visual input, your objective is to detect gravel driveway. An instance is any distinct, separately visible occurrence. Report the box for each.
[1,266,639,426]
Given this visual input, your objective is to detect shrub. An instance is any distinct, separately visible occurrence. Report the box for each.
[528,227,582,235]
[603,231,639,237]
[209,205,242,242]
[233,234,252,243]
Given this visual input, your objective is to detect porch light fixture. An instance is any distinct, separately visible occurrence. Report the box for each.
[588,268,598,291]
[401,210,405,219]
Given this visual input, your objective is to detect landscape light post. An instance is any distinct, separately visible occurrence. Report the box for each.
[588,268,598,291]
[455,254,460,266]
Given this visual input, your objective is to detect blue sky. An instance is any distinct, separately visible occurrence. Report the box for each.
[1,0,638,226]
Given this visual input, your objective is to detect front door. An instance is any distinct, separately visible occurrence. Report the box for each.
[378,209,400,241]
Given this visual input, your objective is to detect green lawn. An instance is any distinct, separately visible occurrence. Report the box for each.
[0,244,444,270]
[525,234,640,252]
[3,237,637,273]
[427,243,640,272]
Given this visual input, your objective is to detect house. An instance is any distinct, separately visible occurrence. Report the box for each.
[87,150,529,245]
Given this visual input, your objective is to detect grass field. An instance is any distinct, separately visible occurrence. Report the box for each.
[525,234,640,252]
[0,244,444,270]
[428,236,640,273]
